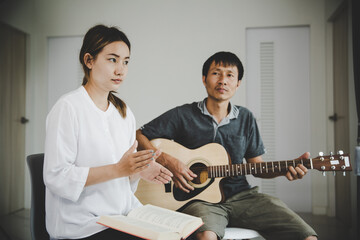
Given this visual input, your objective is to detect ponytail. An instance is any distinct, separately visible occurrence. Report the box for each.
[108,92,127,118]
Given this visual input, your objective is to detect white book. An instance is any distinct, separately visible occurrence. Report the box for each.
[97,204,203,240]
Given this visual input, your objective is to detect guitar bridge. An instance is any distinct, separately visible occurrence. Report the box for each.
[164,182,172,193]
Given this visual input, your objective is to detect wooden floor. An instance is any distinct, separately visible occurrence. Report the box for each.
[0,209,356,240]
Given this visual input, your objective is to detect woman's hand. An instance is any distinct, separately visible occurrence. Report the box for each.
[139,161,173,184]
[115,141,159,177]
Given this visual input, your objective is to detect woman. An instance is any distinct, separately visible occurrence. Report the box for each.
[44,25,172,240]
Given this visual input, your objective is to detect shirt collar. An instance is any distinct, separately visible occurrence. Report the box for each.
[197,98,239,120]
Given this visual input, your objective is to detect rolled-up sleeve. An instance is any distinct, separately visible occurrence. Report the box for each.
[140,107,180,140]
[44,100,89,202]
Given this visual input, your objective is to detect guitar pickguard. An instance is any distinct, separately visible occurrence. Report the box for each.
[173,178,215,201]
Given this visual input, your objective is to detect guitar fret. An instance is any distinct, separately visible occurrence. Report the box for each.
[293,159,295,167]
[272,162,274,172]
[266,162,268,173]
[248,163,251,174]
[240,164,242,175]
[260,162,263,174]
[286,160,288,169]
[235,164,238,176]
[244,164,247,175]
[254,162,257,174]
[278,161,281,172]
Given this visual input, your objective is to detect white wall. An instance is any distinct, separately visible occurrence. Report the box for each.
[0,0,340,213]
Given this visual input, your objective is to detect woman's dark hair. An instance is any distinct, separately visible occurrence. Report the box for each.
[202,51,244,81]
[79,24,131,118]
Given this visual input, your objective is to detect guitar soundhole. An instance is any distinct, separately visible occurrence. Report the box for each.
[189,162,208,184]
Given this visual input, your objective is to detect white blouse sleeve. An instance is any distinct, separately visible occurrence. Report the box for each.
[43,99,89,202]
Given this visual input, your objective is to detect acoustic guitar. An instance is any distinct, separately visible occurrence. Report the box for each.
[135,138,352,210]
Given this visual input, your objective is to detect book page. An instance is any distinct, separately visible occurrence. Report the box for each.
[128,204,202,232]
[107,215,174,233]
[97,215,180,240]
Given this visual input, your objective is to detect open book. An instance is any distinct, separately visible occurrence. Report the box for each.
[97,204,203,240]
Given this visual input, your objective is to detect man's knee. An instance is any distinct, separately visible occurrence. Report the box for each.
[305,236,317,240]
[195,230,218,240]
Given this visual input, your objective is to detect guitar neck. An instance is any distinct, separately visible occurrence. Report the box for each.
[207,159,312,177]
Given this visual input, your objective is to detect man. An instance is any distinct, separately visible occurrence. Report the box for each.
[136,51,317,240]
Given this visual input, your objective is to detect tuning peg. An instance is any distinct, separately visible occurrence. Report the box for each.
[321,166,326,176]
[331,166,336,176]
[322,171,326,176]
[341,165,347,176]
[337,150,345,160]
[319,152,324,161]
[329,152,334,160]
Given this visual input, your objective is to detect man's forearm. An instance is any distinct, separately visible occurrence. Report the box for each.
[135,129,168,167]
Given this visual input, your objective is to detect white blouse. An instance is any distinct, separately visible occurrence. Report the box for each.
[44,86,142,239]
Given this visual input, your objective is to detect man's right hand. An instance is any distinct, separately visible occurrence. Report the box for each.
[161,152,197,193]
[135,129,197,193]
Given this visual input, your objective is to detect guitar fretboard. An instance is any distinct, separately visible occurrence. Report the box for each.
[207,159,312,178]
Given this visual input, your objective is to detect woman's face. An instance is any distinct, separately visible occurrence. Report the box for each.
[85,41,130,93]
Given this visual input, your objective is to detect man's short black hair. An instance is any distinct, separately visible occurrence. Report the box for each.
[202,51,244,81]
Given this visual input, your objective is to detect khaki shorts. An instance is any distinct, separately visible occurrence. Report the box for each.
[181,187,317,240]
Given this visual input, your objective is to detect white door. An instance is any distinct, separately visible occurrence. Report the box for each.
[246,26,311,212]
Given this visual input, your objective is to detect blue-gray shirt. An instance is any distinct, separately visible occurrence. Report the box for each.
[140,99,265,199]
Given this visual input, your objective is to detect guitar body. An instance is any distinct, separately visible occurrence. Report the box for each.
[135,138,229,210]
[135,139,352,211]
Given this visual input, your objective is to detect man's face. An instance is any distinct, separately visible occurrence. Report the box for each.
[202,61,241,102]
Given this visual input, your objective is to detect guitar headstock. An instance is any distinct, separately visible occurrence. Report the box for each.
[312,150,352,176]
